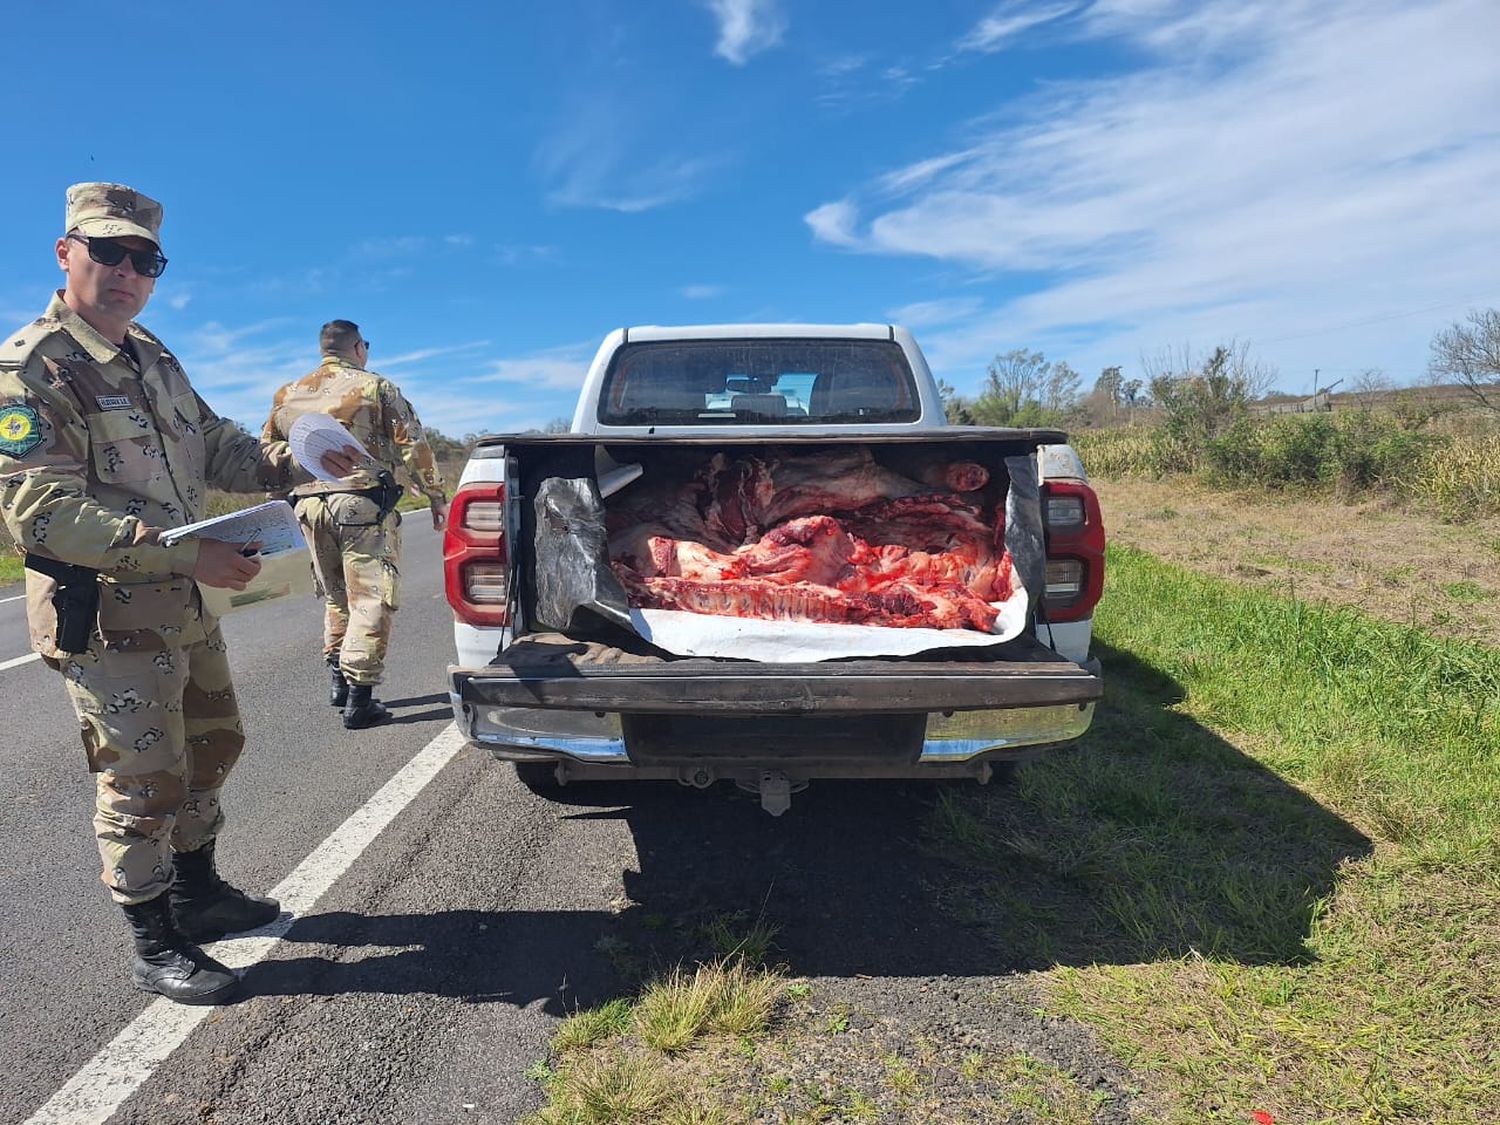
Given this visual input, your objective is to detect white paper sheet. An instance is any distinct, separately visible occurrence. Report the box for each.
[288,413,373,482]
[194,549,314,618]
[160,500,314,618]
[630,586,1029,662]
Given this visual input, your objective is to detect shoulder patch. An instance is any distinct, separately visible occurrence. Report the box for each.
[0,402,43,458]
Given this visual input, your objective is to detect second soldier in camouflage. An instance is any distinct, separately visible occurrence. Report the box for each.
[262,320,447,728]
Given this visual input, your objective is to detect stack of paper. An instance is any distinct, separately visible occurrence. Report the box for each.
[161,500,313,617]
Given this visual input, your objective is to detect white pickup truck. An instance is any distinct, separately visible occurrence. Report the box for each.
[444,324,1104,813]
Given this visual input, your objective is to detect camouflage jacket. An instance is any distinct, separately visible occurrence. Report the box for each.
[262,355,446,504]
[0,293,300,656]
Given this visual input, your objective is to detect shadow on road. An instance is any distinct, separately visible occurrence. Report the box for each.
[246,640,1370,1014]
[381,692,448,709]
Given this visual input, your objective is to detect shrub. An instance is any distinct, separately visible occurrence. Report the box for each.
[1081,410,1497,521]
[1258,414,1339,486]
[1414,432,1500,520]
[1329,412,1436,495]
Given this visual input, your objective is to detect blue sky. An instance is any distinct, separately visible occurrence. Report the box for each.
[5,0,1497,437]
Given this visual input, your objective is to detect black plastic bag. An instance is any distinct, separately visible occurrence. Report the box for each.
[532,476,633,634]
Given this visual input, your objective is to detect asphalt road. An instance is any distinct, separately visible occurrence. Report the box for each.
[1,517,1026,1125]
[0,518,563,1124]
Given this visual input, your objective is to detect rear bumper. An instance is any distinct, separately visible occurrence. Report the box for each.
[448,652,1101,772]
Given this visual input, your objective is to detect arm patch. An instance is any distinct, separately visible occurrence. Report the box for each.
[0,402,43,458]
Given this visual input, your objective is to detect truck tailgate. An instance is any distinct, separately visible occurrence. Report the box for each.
[450,633,1101,715]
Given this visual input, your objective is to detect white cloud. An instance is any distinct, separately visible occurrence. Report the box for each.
[1081,0,1282,54]
[887,297,985,328]
[808,0,1500,391]
[816,54,924,112]
[165,290,192,311]
[378,341,492,369]
[803,200,860,247]
[393,385,531,440]
[680,284,725,300]
[958,2,1079,53]
[537,104,727,213]
[704,0,786,66]
[172,320,569,439]
[372,342,590,435]
[170,319,312,429]
[877,152,975,195]
[468,343,597,391]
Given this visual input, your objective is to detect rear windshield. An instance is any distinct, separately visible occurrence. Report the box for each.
[597,338,922,425]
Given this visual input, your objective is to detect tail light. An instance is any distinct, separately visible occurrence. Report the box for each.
[444,483,510,626]
[1041,481,1105,622]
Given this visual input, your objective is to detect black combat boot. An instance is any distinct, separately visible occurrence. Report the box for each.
[328,662,349,707]
[342,683,391,729]
[170,840,281,942]
[122,892,239,1005]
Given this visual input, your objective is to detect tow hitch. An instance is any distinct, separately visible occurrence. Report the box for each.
[737,770,807,816]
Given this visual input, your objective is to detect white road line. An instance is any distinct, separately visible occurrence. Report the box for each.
[1,652,41,672]
[1,592,26,604]
[23,722,468,1125]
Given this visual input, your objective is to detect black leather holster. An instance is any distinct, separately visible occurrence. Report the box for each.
[346,470,402,521]
[24,552,101,653]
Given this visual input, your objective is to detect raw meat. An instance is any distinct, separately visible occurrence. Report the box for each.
[608,448,1014,632]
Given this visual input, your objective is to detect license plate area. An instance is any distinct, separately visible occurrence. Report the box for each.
[621,713,925,765]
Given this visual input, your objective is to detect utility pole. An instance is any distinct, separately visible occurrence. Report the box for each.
[1312,368,1320,395]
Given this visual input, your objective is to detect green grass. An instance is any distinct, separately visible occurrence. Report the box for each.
[525,961,789,1124]
[0,553,21,587]
[1443,580,1495,604]
[998,545,1500,1123]
[531,542,1500,1123]
[702,909,780,964]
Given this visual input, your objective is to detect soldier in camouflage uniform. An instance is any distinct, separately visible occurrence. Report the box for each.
[0,184,358,1005]
[262,320,447,729]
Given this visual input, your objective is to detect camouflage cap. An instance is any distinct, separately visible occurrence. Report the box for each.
[64,182,164,248]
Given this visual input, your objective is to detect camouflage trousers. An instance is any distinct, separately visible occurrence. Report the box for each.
[296,493,401,686]
[49,627,245,905]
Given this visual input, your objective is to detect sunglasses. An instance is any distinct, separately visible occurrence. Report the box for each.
[67,234,169,278]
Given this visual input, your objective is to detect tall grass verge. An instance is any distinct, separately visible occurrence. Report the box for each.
[1073,415,1500,519]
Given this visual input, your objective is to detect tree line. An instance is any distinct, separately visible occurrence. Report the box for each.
[941,306,1500,431]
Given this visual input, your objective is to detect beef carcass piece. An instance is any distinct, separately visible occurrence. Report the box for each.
[616,514,1010,631]
[916,460,990,493]
[848,541,1013,604]
[608,462,730,572]
[645,515,857,587]
[702,448,947,541]
[607,448,1015,632]
[839,494,996,552]
[634,573,1000,632]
